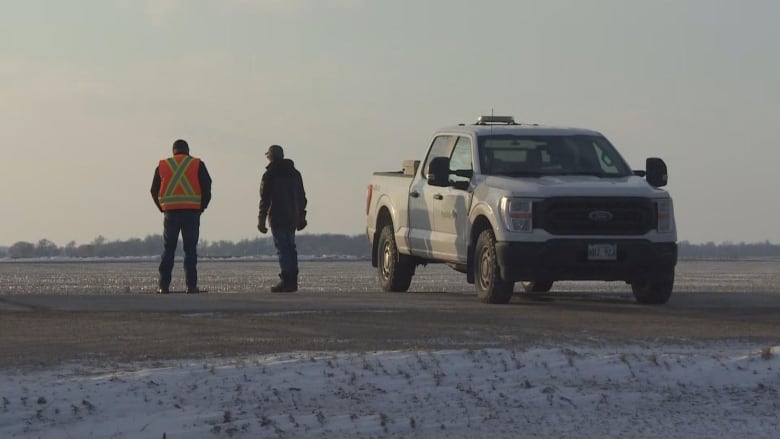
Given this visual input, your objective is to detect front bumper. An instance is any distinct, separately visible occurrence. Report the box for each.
[494,239,677,282]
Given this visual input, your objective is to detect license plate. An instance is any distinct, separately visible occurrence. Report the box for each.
[588,243,617,261]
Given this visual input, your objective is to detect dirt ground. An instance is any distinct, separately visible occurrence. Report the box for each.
[2,289,779,369]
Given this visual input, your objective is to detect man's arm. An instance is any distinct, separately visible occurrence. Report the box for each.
[150,167,163,212]
[199,161,212,211]
[296,170,307,230]
[257,172,271,232]
[297,170,307,213]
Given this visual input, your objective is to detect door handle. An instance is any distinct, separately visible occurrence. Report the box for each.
[433,194,443,200]
[410,191,420,198]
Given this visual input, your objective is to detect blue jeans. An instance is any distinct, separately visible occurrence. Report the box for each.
[159,210,200,290]
[272,227,298,279]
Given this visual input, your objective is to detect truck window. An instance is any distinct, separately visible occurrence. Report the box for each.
[422,135,454,178]
[449,136,473,185]
[569,136,620,173]
[478,135,631,177]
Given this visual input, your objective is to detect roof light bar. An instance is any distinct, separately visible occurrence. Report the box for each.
[476,115,516,125]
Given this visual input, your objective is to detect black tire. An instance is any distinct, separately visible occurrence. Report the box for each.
[631,272,674,305]
[521,280,554,293]
[377,225,413,292]
[474,229,514,304]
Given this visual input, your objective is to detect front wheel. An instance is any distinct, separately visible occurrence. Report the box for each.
[631,272,674,304]
[377,225,413,292]
[474,229,514,304]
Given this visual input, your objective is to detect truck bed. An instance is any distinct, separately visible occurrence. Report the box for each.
[372,171,413,177]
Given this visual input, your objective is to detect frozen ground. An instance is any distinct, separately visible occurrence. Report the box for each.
[1,345,778,439]
[2,260,779,437]
[2,259,780,294]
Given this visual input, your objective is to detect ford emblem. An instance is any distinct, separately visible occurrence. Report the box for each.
[588,210,613,222]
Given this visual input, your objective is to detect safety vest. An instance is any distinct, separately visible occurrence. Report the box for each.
[158,154,203,211]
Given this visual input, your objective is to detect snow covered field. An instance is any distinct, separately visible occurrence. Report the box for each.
[2,345,778,439]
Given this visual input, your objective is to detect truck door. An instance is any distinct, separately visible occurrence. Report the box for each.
[408,135,455,259]
[433,135,473,263]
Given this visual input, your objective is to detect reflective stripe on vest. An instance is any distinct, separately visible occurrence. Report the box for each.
[158,155,203,211]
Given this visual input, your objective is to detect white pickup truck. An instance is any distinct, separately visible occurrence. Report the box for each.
[365,115,677,304]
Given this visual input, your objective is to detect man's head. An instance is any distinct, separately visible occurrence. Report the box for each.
[172,139,190,155]
[266,144,284,162]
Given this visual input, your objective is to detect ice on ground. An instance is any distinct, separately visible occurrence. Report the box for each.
[1,345,779,439]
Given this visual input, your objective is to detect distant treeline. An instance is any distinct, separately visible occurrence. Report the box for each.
[1,237,779,260]
[0,234,371,259]
[677,240,780,260]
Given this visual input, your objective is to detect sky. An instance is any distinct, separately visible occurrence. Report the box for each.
[2,345,778,438]
[1,0,778,246]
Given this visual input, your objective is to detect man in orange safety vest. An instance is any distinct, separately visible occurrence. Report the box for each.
[150,139,212,294]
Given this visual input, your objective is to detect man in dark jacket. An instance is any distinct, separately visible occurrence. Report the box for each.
[151,139,212,294]
[258,144,307,292]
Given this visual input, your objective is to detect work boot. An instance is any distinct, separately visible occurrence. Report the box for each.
[186,287,200,294]
[270,275,297,293]
[289,276,298,292]
[156,286,170,294]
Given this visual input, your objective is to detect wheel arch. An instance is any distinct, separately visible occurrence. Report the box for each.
[372,206,394,267]
[467,215,495,284]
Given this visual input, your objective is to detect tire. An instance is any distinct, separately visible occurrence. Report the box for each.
[521,280,554,293]
[474,229,514,304]
[631,272,674,305]
[377,225,413,292]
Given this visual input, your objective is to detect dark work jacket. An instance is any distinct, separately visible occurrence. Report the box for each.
[150,158,213,213]
[258,159,307,230]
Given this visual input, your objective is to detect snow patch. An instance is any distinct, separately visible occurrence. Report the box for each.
[1,345,778,438]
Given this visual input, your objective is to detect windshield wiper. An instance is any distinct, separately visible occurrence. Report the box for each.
[491,171,544,177]
[553,171,611,177]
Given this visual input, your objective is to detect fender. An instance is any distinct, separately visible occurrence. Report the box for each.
[373,192,412,256]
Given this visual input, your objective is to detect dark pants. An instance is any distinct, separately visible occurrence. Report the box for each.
[159,210,200,290]
[271,226,298,280]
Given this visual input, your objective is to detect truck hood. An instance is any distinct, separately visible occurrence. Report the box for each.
[481,175,669,198]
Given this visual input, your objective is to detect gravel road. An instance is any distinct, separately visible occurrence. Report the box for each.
[2,285,779,369]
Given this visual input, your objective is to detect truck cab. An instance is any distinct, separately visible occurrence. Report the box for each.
[366,116,677,304]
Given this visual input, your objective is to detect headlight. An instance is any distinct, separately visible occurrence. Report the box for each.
[655,198,674,233]
[501,197,534,232]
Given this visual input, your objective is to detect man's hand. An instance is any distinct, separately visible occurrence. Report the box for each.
[297,211,307,231]
[258,215,268,234]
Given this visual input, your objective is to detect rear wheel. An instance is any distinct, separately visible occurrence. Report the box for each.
[631,272,674,304]
[521,280,554,293]
[377,225,413,292]
[474,229,514,304]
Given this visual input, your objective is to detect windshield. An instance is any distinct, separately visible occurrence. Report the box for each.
[478,134,632,177]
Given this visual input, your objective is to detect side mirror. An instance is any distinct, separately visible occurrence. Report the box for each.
[645,157,668,188]
[427,156,451,187]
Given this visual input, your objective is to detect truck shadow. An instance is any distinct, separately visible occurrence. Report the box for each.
[511,290,780,311]
[515,291,635,305]
[384,289,780,310]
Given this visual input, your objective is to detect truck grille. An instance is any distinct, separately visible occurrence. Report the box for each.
[534,197,656,235]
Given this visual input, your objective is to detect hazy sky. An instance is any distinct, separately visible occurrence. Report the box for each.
[1,0,778,246]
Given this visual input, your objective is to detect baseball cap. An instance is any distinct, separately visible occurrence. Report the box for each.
[266,144,284,159]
